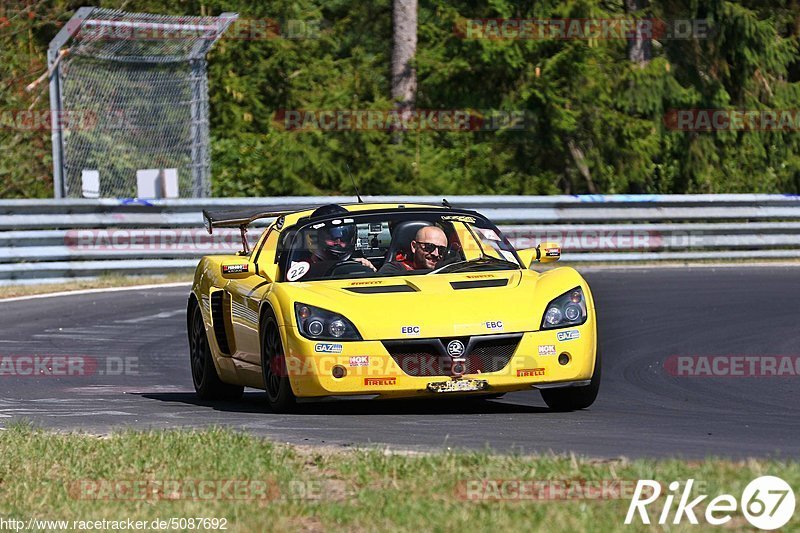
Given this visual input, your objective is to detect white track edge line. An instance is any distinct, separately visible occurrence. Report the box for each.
[0,282,192,303]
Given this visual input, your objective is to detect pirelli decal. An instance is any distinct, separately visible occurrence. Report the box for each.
[517,368,546,377]
[364,377,397,386]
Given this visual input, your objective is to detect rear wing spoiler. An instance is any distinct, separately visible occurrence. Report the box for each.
[202,208,295,234]
[202,206,318,254]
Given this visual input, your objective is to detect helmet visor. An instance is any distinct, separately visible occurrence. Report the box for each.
[326,224,356,243]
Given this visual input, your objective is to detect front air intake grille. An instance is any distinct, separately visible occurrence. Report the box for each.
[385,342,447,376]
[382,334,522,377]
[469,335,521,373]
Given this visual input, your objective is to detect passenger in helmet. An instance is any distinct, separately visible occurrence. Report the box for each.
[314,218,358,262]
[288,205,375,280]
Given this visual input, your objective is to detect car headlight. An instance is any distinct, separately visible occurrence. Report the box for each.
[294,303,362,341]
[540,287,587,330]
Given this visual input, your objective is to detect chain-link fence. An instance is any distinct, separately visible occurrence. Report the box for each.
[49,7,236,198]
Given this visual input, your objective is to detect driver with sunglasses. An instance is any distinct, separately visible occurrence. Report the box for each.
[379,226,449,274]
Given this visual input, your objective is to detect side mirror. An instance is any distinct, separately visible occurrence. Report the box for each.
[221,260,256,279]
[516,242,562,268]
[537,242,561,263]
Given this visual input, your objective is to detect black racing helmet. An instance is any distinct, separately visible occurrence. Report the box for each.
[310,204,357,260]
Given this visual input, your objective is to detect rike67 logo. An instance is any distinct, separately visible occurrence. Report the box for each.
[625,476,795,529]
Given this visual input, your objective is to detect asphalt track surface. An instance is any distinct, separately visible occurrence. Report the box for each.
[1,266,799,459]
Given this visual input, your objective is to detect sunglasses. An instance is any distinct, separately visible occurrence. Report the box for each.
[416,241,447,256]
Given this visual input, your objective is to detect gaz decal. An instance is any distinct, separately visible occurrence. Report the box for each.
[545,247,561,257]
[350,280,382,286]
[538,344,556,355]
[557,329,580,341]
[286,261,310,281]
[401,326,420,336]
[222,264,248,274]
[517,368,546,377]
[314,343,343,354]
[485,321,504,331]
[364,377,396,386]
[349,356,369,367]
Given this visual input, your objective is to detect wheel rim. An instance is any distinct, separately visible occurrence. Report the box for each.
[189,308,207,388]
[263,325,284,402]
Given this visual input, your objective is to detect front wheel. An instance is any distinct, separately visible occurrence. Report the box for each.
[540,350,601,411]
[261,312,297,413]
[188,300,243,401]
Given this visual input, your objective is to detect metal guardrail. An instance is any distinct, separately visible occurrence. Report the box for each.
[1,195,799,284]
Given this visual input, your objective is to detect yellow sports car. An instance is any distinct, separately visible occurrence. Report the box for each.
[187,202,599,412]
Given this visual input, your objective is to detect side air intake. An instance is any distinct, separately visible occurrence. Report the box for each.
[210,290,231,354]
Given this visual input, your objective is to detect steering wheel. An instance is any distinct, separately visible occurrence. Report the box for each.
[325,260,374,277]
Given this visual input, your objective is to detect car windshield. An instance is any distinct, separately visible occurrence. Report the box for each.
[278,210,521,282]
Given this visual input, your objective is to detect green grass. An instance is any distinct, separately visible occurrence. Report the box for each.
[0,423,797,532]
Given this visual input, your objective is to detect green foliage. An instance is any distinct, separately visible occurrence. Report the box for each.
[1,0,799,197]
[2,424,800,531]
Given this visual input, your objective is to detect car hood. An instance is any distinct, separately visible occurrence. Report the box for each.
[278,270,555,340]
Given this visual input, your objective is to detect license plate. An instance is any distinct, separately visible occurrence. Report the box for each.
[427,379,488,393]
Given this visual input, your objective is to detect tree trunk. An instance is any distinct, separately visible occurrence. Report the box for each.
[567,139,598,194]
[391,0,417,114]
[626,0,652,66]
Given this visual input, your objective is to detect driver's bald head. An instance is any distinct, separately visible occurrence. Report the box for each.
[415,225,447,246]
[409,226,448,270]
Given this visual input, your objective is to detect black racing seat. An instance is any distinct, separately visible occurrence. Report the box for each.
[385,220,432,263]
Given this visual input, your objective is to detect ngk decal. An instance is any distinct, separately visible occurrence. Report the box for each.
[625,476,795,529]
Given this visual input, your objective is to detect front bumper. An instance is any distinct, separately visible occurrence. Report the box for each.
[283,323,597,399]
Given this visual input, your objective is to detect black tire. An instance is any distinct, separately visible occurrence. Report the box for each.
[260,311,297,413]
[541,350,601,411]
[188,299,244,401]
